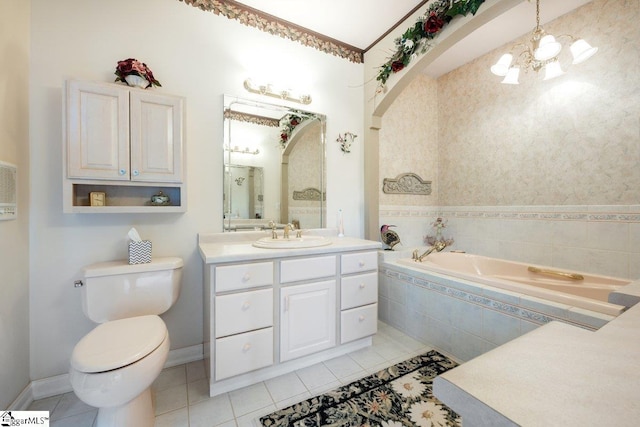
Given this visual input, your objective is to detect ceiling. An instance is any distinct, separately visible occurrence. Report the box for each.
[233,0,594,77]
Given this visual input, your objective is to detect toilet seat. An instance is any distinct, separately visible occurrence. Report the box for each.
[71,315,167,373]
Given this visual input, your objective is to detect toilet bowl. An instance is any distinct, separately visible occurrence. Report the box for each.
[69,257,183,427]
[70,315,169,427]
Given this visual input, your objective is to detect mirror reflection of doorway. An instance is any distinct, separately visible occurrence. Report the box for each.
[224,165,264,221]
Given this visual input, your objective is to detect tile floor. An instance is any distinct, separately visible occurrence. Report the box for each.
[28,322,432,427]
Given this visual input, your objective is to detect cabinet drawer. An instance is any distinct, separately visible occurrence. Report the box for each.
[215,262,273,292]
[341,272,378,310]
[215,289,273,337]
[341,251,377,275]
[340,303,378,344]
[215,327,273,380]
[280,255,336,283]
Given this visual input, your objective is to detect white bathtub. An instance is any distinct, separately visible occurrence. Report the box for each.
[397,252,630,316]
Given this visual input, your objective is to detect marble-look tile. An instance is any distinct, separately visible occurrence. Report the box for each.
[186,359,207,383]
[28,395,61,413]
[154,407,189,427]
[482,309,521,346]
[154,384,188,415]
[188,394,234,427]
[323,354,366,380]
[187,378,212,406]
[50,392,95,420]
[153,365,186,392]
[264,372,307,402]
[228,382,274,417]
[296,362,338,390]
[50,410,96,427]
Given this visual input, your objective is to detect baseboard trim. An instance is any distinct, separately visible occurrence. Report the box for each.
[13,345,204,410]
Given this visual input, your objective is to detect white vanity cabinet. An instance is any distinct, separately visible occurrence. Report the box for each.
[200,233,380,397]
[63,79,186,212]
[280,255,337,361]
[340,251,378,343]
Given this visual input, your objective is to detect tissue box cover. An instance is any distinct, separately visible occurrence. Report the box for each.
[128,240,152,264]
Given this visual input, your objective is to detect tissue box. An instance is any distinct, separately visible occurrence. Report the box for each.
[128,240,152,264]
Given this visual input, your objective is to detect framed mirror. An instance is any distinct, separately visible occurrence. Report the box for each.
[223,95,326,231]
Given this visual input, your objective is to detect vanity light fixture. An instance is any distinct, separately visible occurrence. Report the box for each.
[490,0,597,84]
[225,145,260,155]
[244,79,312,105]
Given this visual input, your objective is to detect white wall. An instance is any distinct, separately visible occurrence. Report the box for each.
[0,0,31,409]
[29,0,364,381]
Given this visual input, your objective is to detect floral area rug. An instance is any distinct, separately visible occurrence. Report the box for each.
[259,350,462,427]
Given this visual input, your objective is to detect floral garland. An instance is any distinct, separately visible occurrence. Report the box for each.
[376,0,486,86]
[279,111,305,149]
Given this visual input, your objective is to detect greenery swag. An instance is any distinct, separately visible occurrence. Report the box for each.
[279,111,318,149]
[376,0,486,86]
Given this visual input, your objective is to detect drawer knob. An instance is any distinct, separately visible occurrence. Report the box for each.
[359,283,366,289]
[242,301,251,310]
[358,315,366,322]
[242,273,251,282]
[242,343,252,352]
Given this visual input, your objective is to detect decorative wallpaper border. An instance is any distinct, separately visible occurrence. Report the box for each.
[179,0,364,63]
[379,206,640,223]
[223,109,279,127]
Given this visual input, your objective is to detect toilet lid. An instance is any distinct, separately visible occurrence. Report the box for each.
[71,315,167,373]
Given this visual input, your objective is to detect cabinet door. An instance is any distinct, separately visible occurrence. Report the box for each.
[130,91,183,182]
[280,280,336,362]
[66,80,130,180]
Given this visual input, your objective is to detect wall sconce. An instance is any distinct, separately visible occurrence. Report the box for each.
[490,0,597,84]
[244,79,312,105]
[225,145,260,155]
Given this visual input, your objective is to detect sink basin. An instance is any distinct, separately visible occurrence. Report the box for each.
[252,235,332,249]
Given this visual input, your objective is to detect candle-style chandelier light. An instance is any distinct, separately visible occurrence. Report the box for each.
[490,0,598,84]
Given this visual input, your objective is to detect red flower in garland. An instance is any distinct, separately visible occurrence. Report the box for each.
[424,11,444,34]
[391,61,405,72]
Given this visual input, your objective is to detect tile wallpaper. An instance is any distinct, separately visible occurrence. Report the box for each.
[379,74,439,207]
[437,0,639,206]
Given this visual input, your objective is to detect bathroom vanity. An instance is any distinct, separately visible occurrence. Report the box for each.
[198,230,381,396]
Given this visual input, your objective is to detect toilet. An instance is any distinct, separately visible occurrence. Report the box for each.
[69,257,183,427]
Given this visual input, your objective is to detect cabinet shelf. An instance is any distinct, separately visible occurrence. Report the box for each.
[64,181,186,213]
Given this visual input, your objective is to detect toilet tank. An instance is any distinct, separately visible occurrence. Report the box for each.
[81,257,183,323]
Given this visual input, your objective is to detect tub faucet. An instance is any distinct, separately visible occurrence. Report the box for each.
[414,240,447,262]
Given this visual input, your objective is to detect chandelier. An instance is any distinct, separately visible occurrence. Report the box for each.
[490,0,598,84]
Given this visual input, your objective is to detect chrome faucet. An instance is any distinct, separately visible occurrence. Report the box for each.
[414,240,447,262]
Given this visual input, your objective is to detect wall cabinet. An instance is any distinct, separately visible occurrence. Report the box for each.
[63,80,186,213]
[204,247,378,396]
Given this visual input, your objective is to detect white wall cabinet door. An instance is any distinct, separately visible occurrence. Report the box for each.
[130,91,183,182]
[66,80,130,180]
[280,280,336,362]
[66,80,183,183]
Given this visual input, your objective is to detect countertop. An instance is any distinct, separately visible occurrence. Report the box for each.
[433,282,640,426]
[198,229,381,263]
